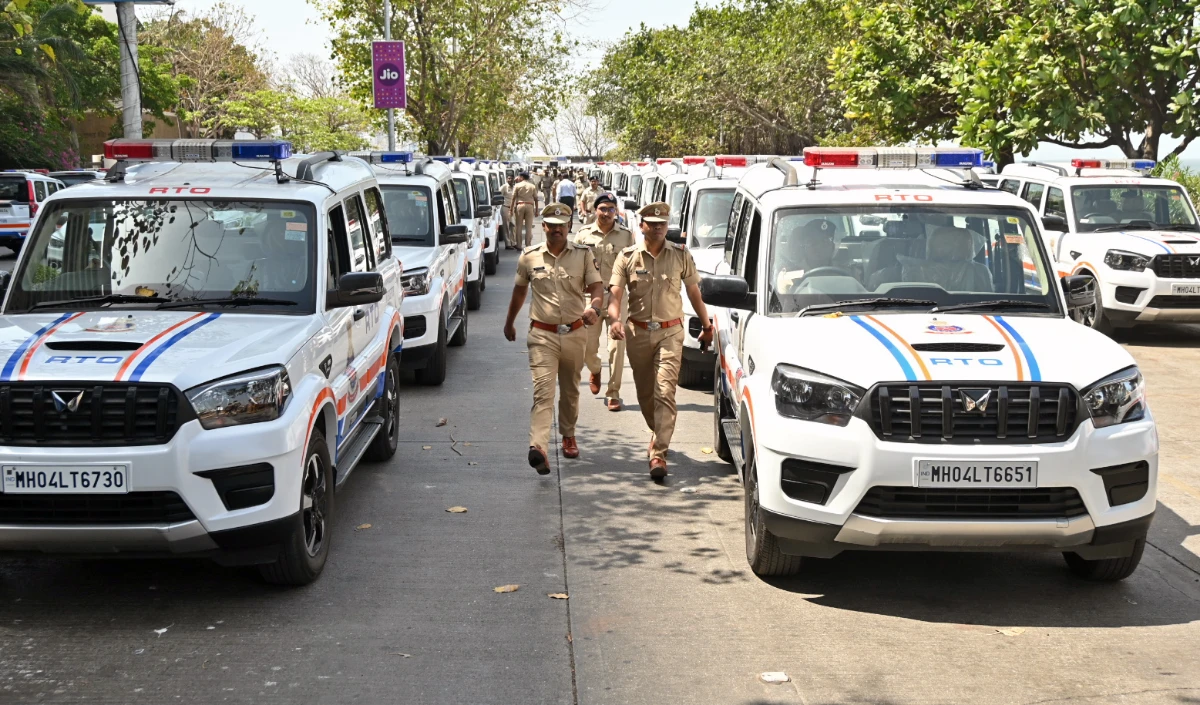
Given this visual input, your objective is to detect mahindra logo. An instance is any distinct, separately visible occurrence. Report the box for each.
[50,389,85,413]
[959,389,992,414]
[1189,256,1200,267]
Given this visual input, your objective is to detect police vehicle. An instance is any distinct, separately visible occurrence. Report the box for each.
[997,159,1200,333]
[0,139,404,585]
[0,170,67,252]
[703,147,1156,581]
[365,152,469,386]
[441,159,488,310]
[464,159,503,275]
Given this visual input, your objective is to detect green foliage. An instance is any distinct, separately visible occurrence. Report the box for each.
[1154,156,1200,207]
[222,89,373,152]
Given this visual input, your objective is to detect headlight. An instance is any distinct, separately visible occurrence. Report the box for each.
[402,268,431,296]
[186,366,291,430]
[1083,366,1146,428]
[1103,250,1151,272]
[771,364,863,426]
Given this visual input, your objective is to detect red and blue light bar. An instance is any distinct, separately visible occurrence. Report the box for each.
[363,151,414,164]
[802,147,986,169]
[430,156,455,164]
[1071,158,1155,171]
[713,155,777,168]
[682,156,709,165]
[655,158,674,165]
[104,139,293,162]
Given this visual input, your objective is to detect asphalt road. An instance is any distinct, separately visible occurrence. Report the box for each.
[0,228,1199,704]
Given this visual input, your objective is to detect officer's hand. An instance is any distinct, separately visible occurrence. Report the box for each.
[698,326,714,352]
[504,322,517,342]
[582,308,599,326]
[610,324,626,341]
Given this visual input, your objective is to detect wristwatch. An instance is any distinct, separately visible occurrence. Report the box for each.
[591,304,603,317]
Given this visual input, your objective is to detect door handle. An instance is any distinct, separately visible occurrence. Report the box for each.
[353,309,366,321]
[730,311,739,323]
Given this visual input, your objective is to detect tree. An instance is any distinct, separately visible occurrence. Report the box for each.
[283,52,339,99]
[314,0,574,155]
[219,89,372,153]
[559,94,612,158]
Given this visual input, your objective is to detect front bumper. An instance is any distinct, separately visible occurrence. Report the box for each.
[1097,269,1200,323]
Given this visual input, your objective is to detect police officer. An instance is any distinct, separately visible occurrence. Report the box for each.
[580,175,602,224]
[500,174,517,249]
[609,202,713,479]
[505,203,604,474]
[510,172,539,248]
[574,192,634,411]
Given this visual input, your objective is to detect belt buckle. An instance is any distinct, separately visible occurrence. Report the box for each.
[557,324,572,335]
[647,321,662,331]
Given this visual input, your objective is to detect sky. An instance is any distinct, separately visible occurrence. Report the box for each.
[120,0,1198,162]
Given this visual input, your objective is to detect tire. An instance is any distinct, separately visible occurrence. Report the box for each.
[466,280,482,311]
[448,303,468,347]
[258,431,333,586]
[485,250,498,276]
[365,353,401,462]
[713,356,733,465]
[413,315,447,386]
[744,445,803,577]
[679,354,710,389]
[1063,539,1145,581]
[1069,273,1114,335]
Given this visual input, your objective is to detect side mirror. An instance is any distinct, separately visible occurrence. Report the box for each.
[475,206,493,218]
[666,227,684,244]
[624,199,638,211]
[0,270,10,297]
[491,195,504,206]
[441,223,468,245]
[700,273,753,311]
[1061,275,1095,310]
[328,272,384,308]
[1042,214,1068,232]
[616,190,627,197]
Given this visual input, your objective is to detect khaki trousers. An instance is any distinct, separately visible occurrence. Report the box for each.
[584,292,626,400]
[624,323,684,460]
[514,204,536,247]
[501,208,516,247]
[527,326,588,450]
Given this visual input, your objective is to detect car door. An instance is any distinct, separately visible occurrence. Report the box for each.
[324,203,356,452]
[339,192,381,447]
[728,205,761,395]
[1041,185,1069,261]
[438,183,466,309]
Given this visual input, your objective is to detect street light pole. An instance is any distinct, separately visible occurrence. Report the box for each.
[384,0,395,151]
[116,2,142,139]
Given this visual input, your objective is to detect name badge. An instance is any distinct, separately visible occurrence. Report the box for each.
[533,266,546,271]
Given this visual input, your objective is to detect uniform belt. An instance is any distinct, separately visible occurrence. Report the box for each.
[630,318,683,331]
[516,201,536,206]
[531,319,585,334]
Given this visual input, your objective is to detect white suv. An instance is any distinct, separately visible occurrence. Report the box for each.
[367,152,470,386]
[997,159,1200,333]
[441,160,488,310]
[705,148,1156,582]
[0,139,404,585]
[0,170,67,252]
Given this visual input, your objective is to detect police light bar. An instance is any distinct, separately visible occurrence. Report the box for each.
[596,161,606,165]
[460,157,477,164]
[430,156,455,164]
[713,155,777,168]
[655,158,674,165]
[636,161,649,166]
[1071,158,1155,170]
[682,156,709,165]
[802,147,985,169]
[620,161,631,165]
[104,139,293,162]
[363,151,414,164]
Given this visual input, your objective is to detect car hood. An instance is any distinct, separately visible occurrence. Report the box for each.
[1080,229,1200,256]
[394,245,437,271]
[0,311,320,389]
[746,312,1133,389]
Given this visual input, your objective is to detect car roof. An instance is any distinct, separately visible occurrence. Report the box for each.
[999,162,1179,187]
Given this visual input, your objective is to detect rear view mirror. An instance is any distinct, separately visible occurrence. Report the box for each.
[700,273,753,311]
[491,195,504,206]
[0,270,10,297]
[666,227,685,244]
[441,223,469,244]
[328,272,385,308]
[624,200,637,211]
[475,206,493,219]
[616,190,627,197]
[1061,275,1095,310]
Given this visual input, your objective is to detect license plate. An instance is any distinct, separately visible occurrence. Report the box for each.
[2,465,130,494]
[916,460,1038,488]
[1171,283,1200,296]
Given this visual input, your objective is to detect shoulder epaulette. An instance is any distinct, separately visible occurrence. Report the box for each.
[523,244,541,254]
[620,245,639,253]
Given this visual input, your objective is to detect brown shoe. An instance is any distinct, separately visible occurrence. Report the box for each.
[528,446,550,475]
[607,398,622,411]
[649,458,668,480]
[562,436,579,459]
[589,372,601,395]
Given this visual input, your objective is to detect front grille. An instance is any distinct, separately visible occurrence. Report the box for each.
[0,491,196,525]
[0,383,188,446]
[855,486,1087,519]
[1152,254,1200,279]
[865,382,1079,444]
[1147,295,1200,309]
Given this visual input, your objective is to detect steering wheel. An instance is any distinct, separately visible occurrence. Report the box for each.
[1080,212,1105,221]
[787,266,857,293]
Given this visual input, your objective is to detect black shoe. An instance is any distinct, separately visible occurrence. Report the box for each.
[528,446,550,475]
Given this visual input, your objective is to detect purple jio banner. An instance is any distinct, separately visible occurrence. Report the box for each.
[372,41,406,110]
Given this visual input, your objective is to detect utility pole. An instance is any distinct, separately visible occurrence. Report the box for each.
[116,2,142,139]
[384,0,395,151]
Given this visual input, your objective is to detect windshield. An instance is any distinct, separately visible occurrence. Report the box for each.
[382,186,434,246]
[451,178,473,219]
[1071,184,1198,231]
[0,176,28,202]
[689,188,735,249]
[766,205,1059,316]
[667,182,687,227]
[8,199,316,313]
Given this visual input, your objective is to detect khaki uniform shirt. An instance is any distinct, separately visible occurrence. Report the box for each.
[580,187,602,214]
[511,181,538,207]
[610,241,701,323]
[501,183,514,208]
[574,222,635,285]
[515,242,603,325]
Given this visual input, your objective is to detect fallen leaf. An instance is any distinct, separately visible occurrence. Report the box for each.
[436,418,447,427]
[422,446,432,450]
[463,442,472,446]
[700,447,714,454]
[493,584,520,593]
[446,506,468,513]
[355,523,372,531]
[995,627,1025,637]
[759,672,790,684]
[547,593,569,600]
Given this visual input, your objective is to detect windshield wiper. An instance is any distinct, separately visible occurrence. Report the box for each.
[1092,223,1152,232]
[1153,223,1200,232]
[393,237,430,242]
[156,296,299,309]
[29,294,172,311]
[931,299,1051,313]
[796,298,935,317]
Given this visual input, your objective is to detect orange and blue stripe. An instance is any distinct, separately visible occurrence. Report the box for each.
[128,313,222,381]
[1,312,83,381]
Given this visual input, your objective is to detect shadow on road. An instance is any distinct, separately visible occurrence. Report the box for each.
[1116,322,1200,349]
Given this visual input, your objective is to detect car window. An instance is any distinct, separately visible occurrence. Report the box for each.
[0,176,28,202]
[327,205,351,306]
[744,209,762,291]
[34,181,46,201]
[343,194,372,272]
[1045,187,1067,219]
[472,175,488,208]
[998,179,1020,195]
[1021,182,1045,209]
[732,200,754,275]
[692,188,736,249]
[667,182,687,227]
[1070,184,1199,232]
[364,187,390,261]
[725,193,745,265]
[451,178,473,219]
